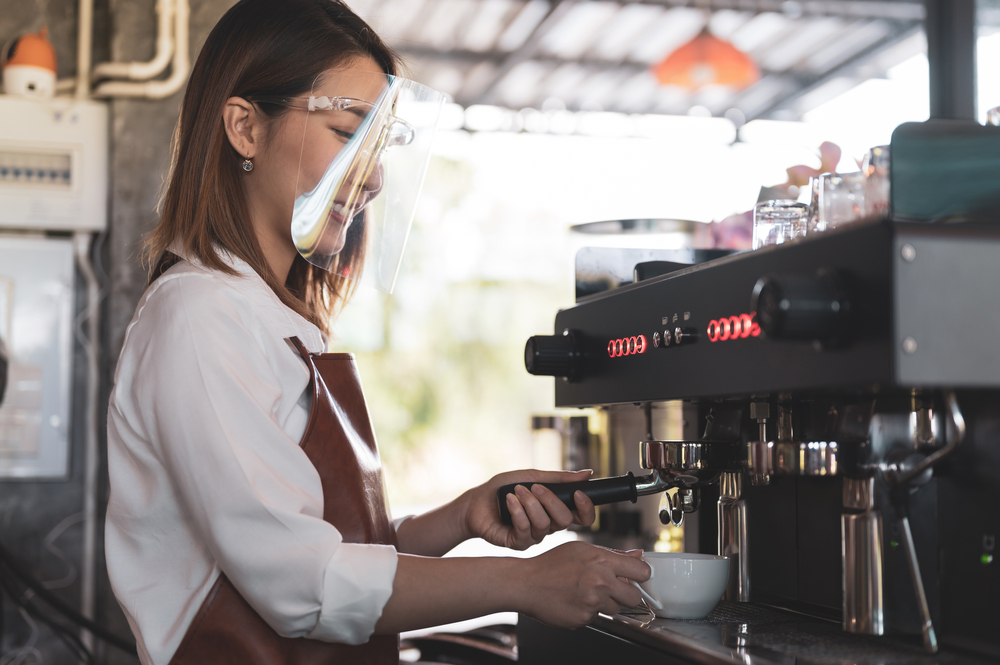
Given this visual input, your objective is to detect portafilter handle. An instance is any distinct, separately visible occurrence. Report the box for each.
[496,471,670,525]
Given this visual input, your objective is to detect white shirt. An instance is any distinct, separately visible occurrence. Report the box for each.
[105,249,398,665]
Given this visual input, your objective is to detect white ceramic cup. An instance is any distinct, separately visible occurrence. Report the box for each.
[631,552,729,619]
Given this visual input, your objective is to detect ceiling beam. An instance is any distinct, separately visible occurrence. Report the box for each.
[623,0,924,21]
[397,31,916,109]
[400,45,789,78]
[472,0,577,104]
[431,0,925,21]
[742,22,922,121]
[394,2,924,116]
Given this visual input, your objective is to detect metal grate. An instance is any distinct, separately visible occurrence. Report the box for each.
[698,600,812,627]
[621,601,995,665]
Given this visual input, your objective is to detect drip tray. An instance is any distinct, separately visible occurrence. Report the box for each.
[598,601,992,665]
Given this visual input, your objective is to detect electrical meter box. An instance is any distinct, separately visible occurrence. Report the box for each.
[0,236,75,479]
[0,95,108,231]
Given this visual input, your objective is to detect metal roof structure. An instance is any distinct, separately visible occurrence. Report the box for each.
[344,0,997,121]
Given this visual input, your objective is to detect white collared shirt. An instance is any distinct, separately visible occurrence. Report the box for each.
[105,250,398,665]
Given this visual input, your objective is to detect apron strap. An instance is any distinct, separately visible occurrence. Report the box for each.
[286,336,312,364]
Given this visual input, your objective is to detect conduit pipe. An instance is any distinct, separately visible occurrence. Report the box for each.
[75,0,93,98]
[92,0,189,99]
[73,232,102,653]
[92,0,175,81]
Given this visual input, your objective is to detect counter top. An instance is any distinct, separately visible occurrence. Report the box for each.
[591,601,992,665]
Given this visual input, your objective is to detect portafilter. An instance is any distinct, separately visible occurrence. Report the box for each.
[496,440,741,525]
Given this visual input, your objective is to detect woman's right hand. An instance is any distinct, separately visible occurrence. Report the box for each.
[517,542,650,628]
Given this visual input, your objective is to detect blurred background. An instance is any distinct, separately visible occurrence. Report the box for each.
[0,0,999,662]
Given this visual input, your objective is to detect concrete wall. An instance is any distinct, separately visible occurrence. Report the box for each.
[0,2,110,663]
[0,1,234,662]
[104,3,237,663]
[106,0,235,363]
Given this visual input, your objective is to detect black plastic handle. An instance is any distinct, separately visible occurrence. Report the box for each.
[496,472,638,525]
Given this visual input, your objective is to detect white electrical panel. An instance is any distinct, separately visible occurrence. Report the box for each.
[0,235,75,479]
[0,95,108,231]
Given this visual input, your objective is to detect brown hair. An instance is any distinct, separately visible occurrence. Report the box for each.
[146,0,399,334]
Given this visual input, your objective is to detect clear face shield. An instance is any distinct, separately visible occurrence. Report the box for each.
[267,70,445,293]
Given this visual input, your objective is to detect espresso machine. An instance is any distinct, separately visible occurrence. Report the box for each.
[510,185,1000,662]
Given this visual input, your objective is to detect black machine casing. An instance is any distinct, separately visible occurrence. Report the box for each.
[553,219,1000,405]
[537,219,1000,658]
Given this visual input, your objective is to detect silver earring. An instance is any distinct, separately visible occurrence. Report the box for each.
[242,153,253,172]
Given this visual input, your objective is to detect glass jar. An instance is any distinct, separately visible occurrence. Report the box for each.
[752,201,810,250]
[813,172,866,233]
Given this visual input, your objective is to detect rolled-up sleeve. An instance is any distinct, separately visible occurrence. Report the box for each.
[122,274,397,643]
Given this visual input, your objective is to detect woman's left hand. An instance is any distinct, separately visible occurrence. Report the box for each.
[461,469,597,551]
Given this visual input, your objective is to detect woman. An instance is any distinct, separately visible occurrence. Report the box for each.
[105,1,649,663]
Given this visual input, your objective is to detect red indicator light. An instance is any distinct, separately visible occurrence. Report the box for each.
[729,315,743,339]
[708,312,760,343]
[606,334,650,359]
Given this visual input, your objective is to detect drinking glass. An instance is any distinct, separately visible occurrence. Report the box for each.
[752,201,810,250]
[814,172,866,233]
[862,146,890,218]
[987,105,1000,126]
[804,176,821,229]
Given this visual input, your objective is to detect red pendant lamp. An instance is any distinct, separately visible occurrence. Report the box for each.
[652,30,759,91]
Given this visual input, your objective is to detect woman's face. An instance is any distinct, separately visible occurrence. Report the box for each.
[251,56,387,259]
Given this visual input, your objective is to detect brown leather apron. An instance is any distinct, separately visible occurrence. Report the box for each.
[168,337,399,665]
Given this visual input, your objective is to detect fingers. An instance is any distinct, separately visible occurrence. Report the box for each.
[608,550,651,583]
[508,482,581,541]
[599,599,622,617]
[572,490,596,527]
[528,468,593,483]
[524,542,650,629]
[494,468,593,487]
[496,469,597,549]
[515,482,594,530]
[502,485,555,547]
[610,579,644,609]
[516,485,555,541]
[493,469,596,535]
[504,491,534,546]
[529,484,577,531]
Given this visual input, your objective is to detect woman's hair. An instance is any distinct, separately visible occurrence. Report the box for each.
[146,0,399,334]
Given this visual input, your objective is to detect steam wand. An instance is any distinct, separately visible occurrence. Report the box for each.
[881,390,965,655]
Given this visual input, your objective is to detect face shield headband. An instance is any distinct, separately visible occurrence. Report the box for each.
[259,71,445,293]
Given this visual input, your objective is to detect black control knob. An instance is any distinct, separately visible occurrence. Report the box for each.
[525,330,580,379]
[751,270,850,346]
